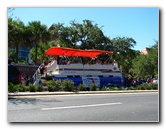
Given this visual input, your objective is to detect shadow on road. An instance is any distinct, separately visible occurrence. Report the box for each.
[8,98,62,105]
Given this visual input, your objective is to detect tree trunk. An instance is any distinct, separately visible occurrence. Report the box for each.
[35,44,38,65]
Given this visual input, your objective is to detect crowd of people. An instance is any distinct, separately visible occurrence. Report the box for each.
[37,57,119,75]
[86,59,118,66]
[124,76,157,87]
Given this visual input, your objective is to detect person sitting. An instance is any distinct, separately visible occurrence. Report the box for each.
[60,59,67,65]
[113,60,118,70]
[67,60,71,65]
[46,58,55,67]
[95,59,101,65]
[87,61,91,65]
[104,61,109,65]
[39,60,46,75]
[45,58,56,72]
[73,57,79,64]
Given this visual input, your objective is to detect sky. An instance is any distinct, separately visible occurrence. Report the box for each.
[9,7,158,51]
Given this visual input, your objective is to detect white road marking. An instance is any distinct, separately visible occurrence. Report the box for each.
[41,102,122,111]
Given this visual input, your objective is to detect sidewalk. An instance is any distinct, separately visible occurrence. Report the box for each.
[8,90,158,98]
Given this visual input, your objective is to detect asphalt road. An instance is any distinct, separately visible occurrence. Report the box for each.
[8,92,159,122]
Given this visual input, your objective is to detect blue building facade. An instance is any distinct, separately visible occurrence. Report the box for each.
[18,47,30,60]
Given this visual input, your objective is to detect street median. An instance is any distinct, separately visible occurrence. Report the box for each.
[8,90,158,98]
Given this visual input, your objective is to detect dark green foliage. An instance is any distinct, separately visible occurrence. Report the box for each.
[36,84,43,92]
[128,86,137,90]
[47,85,54,92]
[28,21,51,64]
[46,80,62,92]
[101,86,125,91]
[17,85,25,92]
[111,37,138,77]
[110,86,119,91]
[118,86,125,90]
[46,80,55,92]
[60,80,74,92]
[78,84,87,91]
[90,84,96,91]
[8,82,14,92]
[149,83,158,90]
[146,84,152,90]
[127,83,158,90]
[8,80,158,93]
[54,80,61,91]
[46,80,56,86]
[29,43,50,64]
[8,18,26,63]
[130,42,158,79]
[8,82,26,92]
[101,86,110,91]
[29,84,36,92]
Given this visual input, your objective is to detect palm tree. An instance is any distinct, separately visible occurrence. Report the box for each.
[28,21,51,64]
[49,23,74,48]
[8,18,25,63]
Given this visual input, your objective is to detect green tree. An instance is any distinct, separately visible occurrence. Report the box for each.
[49,23,74,48]
[27,21,51,64]
[148,42,158,78]
[130,42,158,79]
[110,37,138,77]
[8,18,25,63]
[29,43,50,63]
[70,20,107,49]
[50,20,109,49]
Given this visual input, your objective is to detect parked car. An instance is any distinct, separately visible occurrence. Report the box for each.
[8,64,21,84]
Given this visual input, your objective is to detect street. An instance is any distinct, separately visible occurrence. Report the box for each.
[8,92,159,122]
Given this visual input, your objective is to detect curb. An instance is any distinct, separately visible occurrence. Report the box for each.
[8,90,158,98]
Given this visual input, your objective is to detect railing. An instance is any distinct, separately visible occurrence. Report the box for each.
[32,67,41,83]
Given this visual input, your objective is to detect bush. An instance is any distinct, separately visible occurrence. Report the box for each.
[8,83,26,92]
[36,84,43,92]
[46,80,56,86]
[118,86,125,90]
[146,85,152,90]
[8,82,14,92]
[54,80,61,91]
[136,83,158,90]
[15,84,26,92]
[47,85,54,92]
[29,84,36,92]
[128,86,137,90]
[101,86,110,91]
[149,83,158,90]
[137,83,147,90]
[25,86,30,91]
[110,86,118,91]
[46,80,61,91]
[90,84,96,91]
[46,80,56,92]
[78,84,87,91]
[60,80,74,91]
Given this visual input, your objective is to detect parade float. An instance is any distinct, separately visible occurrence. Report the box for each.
[34,47,124,89]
